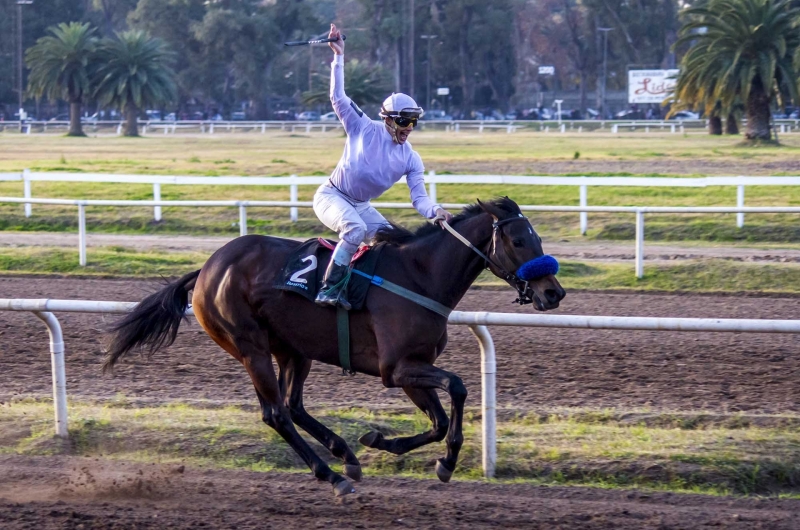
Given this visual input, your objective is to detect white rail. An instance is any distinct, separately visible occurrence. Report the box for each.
[3,195,800,277]
[5,170,800,232]
[3,298,800,478]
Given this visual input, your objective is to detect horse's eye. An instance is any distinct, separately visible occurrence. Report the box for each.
[512,238,525,248]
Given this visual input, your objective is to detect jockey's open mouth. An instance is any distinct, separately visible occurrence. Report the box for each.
[395,124,413,143]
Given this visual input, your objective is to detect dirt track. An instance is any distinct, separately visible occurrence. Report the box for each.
[1,276,799,413]
[1,455,798,529]
[2,277,800,528]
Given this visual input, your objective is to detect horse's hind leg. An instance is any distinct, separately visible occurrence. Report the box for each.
[278,354,363,481]
[359,387,449,456]
[242,346,355,496]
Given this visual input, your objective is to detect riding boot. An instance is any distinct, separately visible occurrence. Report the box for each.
[315,242,355,310]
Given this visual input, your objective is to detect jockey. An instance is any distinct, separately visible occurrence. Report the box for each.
[313,23,452,310]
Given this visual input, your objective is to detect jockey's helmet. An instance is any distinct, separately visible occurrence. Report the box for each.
[379,93,424,143]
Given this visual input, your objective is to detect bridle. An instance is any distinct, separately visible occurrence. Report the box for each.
[441,216,536,305]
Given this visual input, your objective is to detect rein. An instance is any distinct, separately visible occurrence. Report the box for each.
[441,217,535,305]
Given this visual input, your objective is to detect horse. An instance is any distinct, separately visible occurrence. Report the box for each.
[105,197,565,496]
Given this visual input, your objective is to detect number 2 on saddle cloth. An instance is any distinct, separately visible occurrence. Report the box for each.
[275,237,382,311]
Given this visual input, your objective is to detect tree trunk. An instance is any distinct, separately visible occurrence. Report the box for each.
[725,113,739,135]
[745,83,771,140]
[708,116,722,135]
[124,104,139,137]
[68,101,85,137]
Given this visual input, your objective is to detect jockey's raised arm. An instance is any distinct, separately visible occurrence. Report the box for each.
[329,26,369,135]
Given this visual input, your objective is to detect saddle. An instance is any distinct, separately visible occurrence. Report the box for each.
[275,238,384,311]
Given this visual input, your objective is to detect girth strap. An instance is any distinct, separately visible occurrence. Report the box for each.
[337,306,353,375]
[351,269,452,318]
[336,269,451,376]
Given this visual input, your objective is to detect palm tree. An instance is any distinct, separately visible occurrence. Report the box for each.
[672,0,800,141]
[25,22,97,137]
[302,59,392,107]
[93,31,177,137]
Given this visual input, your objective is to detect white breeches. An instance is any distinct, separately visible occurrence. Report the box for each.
[313,182,390,254]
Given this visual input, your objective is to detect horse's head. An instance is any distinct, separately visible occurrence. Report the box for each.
[477,198,566,311]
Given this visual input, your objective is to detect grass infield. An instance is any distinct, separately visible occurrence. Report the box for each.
[2,246,800,294]
[3,132,800,244]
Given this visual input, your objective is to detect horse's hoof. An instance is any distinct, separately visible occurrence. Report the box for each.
[435,459,454,483]
[333,479,356,497]
[344,464,363,482]
[358,431,383,448]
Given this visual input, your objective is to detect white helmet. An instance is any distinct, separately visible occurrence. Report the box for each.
[379,93,424,120]
[380,93,423,143]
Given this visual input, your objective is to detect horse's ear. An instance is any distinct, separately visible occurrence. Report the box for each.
[477,198,499,221]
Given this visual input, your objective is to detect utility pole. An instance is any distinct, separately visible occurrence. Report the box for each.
[420,35,437,108]
[17,1,33,131]
[598,27,613,119]
[408,0,415,99]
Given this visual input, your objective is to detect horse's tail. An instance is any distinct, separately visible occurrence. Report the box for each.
[103,269,201,372]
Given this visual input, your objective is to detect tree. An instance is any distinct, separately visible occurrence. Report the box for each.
[302,58,392,107]
[673,0,800,141]
[25,22,97,137]
[93,30,177,136]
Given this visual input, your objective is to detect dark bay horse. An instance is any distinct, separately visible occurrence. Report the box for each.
[105,197,565,496]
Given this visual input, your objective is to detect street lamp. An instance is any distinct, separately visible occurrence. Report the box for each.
[16,0,33,130]
[598,27,613,119]
[420,34,437,108]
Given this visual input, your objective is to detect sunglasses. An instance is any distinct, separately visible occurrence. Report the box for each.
[393,116,418,128]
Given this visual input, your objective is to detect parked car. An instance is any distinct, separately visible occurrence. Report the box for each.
[320,111,340,122]
[668,110,699,120]
[272,110,295,121]
[49,114,69,121]
[296,111,320,121]
[231,111,246,121]
[615,109,646,120]
[146,110,162,121]
[424,110,452,120]
[164,112,177,122]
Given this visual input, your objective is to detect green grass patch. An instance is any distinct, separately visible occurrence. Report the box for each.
[483,259,800,293]
[2,246,800,293]
[1,400,798,495]
[0,247,206,277]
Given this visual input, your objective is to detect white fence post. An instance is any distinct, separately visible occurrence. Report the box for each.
[428,170,437,204]
[737,185,745,228]
[635,209,645,278]
[290,175,298,222]
[78,203,87,266]
[153,183,162,222]
[469,324,496,479]
[579,184,588,235]
[23,168,32,217]
[33,311,68,437]
[239,203,248,236]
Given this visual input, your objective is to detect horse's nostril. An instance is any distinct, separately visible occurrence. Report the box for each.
[544,288,560,303]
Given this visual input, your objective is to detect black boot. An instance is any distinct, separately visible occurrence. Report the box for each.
[315,260,352,310]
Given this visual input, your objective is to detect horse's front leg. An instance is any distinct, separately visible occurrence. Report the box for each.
[359,387,449,455]
[380,361,468,482]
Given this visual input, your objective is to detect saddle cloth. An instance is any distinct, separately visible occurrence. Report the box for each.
[274,238,384,310]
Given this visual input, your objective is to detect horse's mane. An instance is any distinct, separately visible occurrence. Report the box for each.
[374,197,520,246]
